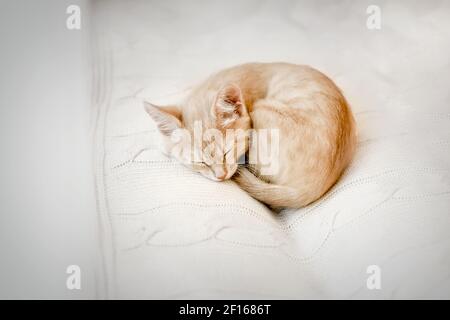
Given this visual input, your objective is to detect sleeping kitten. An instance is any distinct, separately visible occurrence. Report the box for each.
[144,62,356,208]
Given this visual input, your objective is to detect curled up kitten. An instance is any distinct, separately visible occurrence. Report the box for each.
[144,62,356,209]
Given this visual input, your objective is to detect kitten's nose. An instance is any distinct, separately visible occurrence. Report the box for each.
[215,169,227,181]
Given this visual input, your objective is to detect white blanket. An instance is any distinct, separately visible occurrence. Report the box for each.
[92,0,450,299]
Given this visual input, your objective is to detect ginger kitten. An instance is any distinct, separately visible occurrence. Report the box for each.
[144,62,356,209]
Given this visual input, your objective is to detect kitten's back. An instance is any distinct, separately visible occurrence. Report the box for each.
[227,63,356,208]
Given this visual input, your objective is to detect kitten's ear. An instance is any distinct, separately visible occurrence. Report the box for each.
[212,84,247,128]
[143,101,182,136]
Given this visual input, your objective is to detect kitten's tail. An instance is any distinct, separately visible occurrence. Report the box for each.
[233,167,313,209]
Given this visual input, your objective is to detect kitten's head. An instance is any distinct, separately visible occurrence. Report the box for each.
[144,84,251,181]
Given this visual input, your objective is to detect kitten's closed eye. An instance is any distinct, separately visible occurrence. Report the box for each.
[224,148,233,157]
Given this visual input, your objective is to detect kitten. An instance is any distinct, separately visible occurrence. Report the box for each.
[144,62,356,208]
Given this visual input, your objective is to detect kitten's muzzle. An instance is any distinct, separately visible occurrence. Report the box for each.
[215,172,227,181]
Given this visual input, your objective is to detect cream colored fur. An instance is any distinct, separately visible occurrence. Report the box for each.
[144,62,356,208]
